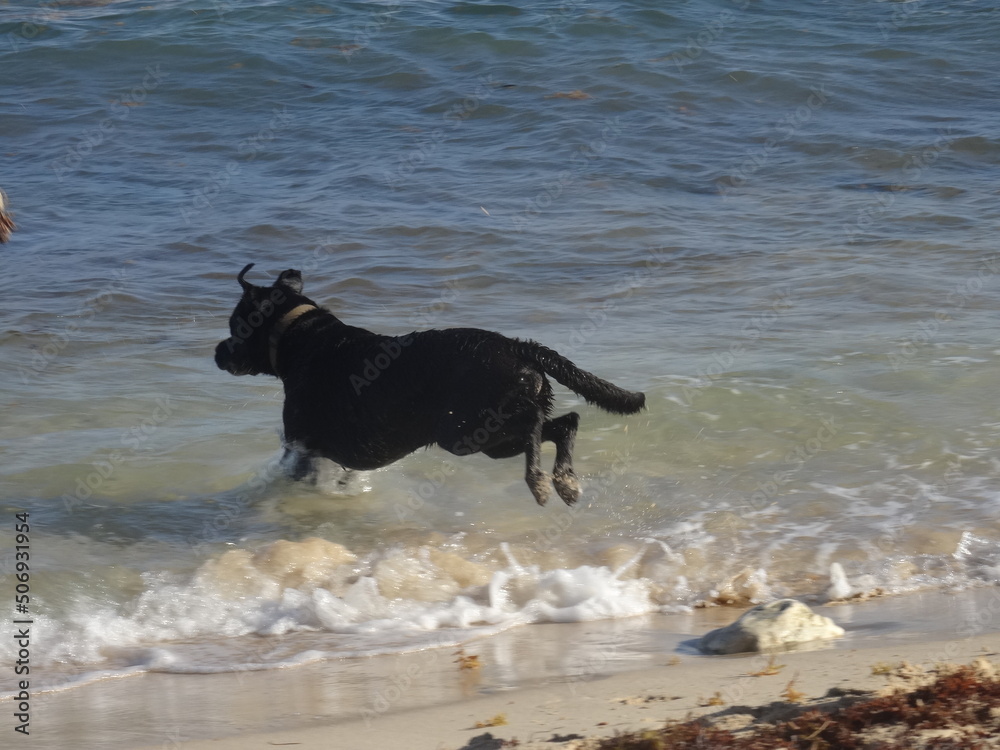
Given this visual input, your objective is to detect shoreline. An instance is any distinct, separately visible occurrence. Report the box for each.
[158,636,1000,750]
[13,587,1000,749]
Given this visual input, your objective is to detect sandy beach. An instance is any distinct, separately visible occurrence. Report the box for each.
[10,587,1000,749]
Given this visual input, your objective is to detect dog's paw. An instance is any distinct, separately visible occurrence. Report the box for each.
[553,469,581,506]
[528,470,551,506]
[280,446,319,482]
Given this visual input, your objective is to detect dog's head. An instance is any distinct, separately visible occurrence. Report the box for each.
[214,263,316,376]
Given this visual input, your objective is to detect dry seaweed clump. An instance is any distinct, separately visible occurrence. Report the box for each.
[596,661,1000,749]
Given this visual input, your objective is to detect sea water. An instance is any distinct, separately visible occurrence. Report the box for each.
[1,0,999,696]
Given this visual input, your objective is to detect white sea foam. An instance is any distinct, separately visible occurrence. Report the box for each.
[5,493,1000,698]
[826,562,853,600]
[0,538,660,686]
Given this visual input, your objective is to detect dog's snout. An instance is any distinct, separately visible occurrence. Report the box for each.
[215,338,258,376]
[214,340,231,370]
[215,339,249,375]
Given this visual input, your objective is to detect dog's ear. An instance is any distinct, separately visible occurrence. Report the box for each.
[276,269,303,294]
[238,263,255,294]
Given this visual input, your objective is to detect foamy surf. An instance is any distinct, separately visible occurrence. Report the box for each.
[5,518,1000,700]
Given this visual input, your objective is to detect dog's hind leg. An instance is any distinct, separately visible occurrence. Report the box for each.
[543,412,581,505]
[524,416,551,506]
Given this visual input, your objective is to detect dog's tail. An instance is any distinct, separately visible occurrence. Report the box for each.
[519,340,645,415]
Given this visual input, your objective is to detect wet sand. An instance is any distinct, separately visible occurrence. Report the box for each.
[12,588,1000,749]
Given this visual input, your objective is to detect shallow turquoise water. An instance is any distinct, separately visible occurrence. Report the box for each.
[1,0,999,688]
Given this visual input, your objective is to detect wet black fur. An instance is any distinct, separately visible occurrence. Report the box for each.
[215,264,645,506]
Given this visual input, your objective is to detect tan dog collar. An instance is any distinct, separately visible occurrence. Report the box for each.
[269,304,317,372]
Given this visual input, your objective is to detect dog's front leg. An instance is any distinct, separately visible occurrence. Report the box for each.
[280,444,319,483]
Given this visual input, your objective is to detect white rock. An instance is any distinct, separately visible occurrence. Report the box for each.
[699,598,845,655]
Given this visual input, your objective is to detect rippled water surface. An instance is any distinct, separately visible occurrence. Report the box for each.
[1,0,999,693]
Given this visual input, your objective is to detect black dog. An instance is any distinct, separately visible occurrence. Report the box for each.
[215,264,645,506]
